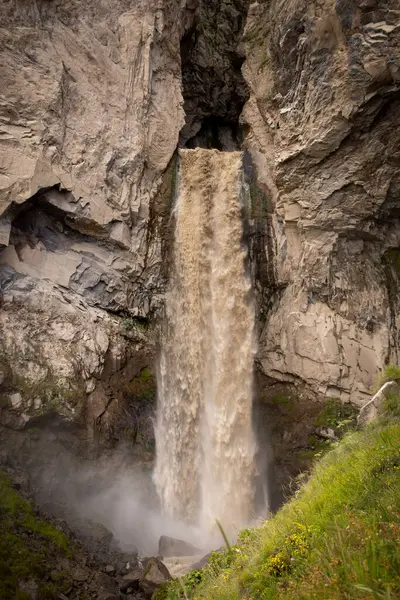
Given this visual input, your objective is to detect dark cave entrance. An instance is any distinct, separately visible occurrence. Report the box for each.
[184,116,245,151]
[179,0,251,151]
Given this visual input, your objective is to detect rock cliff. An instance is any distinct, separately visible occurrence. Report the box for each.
[0,0,400,462]
[243,0,400,404]
[0,0,192,435]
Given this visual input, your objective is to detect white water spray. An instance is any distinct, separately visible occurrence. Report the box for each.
[154,148,257,537]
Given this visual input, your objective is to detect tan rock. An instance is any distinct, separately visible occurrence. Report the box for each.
[9,393,23,409]
[244,0,400,403]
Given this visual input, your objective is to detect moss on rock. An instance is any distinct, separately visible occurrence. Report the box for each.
[0,471,72,599]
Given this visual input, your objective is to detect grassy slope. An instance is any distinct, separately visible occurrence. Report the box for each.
[163,397,400,600]
[0,472,72,599]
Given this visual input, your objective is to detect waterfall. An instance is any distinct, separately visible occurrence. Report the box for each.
[154,148,257,536]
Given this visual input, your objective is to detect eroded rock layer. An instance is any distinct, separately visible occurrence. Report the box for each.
[0,0,191,435]
[243,0,400,403]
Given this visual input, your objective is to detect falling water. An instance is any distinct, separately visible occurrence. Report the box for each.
[154,148,257,536]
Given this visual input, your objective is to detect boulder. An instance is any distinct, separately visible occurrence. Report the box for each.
[139,557,171,597]
[69,517,114,558]
[158,535,201,557]
[89,572,119,594]
[104,565,115,575]
[70,565,90,583]
[120,566,142,592]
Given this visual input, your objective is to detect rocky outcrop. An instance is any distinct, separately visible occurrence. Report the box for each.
[139,558,172,596]
[243,0,400,404]
[0,0,186,217]
[0,0,194,435]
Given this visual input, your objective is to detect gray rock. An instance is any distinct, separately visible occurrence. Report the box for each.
[0,409,30,430]
[69,517,113,556]
[97,593,120,600]
[9,392,23,409]
[120,566,142,592]
[18,579,38,600]
[139,557,171,596]
[70,565,90,582]
[190,551,214,570]
[158,535,201,557]
[243,0,400,403]
[104,564,115,575]
[315,427,336,441]
[0,0,182,441]
[89,572,119,594]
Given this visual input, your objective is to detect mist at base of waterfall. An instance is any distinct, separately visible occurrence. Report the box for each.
[0,429,217,557]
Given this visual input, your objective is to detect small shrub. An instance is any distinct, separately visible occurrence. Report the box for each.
[0,472,72,599]
[378,364,400,385]
[122,317,135,331]
[121,316,149,333]
[314,398,357,432]
[382,391,400,419]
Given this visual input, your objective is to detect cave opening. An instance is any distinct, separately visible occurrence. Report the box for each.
[179,0,251,151]
[184,116,244,151]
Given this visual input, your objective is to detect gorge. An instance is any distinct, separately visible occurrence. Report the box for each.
[0,0,399,597]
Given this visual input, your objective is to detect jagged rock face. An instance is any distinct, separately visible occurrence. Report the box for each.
[243,0,400,403]
[1,0,400,442]
[0,0,185,217]
[180,0,250,149]
[0,0,193,434]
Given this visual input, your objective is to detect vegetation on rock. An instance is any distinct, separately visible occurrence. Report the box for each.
[121,366,157,453]
[0,472,72,599]
[377,364,400,388]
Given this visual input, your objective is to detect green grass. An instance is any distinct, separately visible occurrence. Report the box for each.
[124,366,156,402]
[121,315,149,333]
[163,398,400,600]
[0,472,72,599]
[377,365,400,386]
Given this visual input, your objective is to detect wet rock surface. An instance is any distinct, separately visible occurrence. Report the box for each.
[158,535,200,558]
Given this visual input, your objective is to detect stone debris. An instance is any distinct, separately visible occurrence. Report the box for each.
[139,557,172,596]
